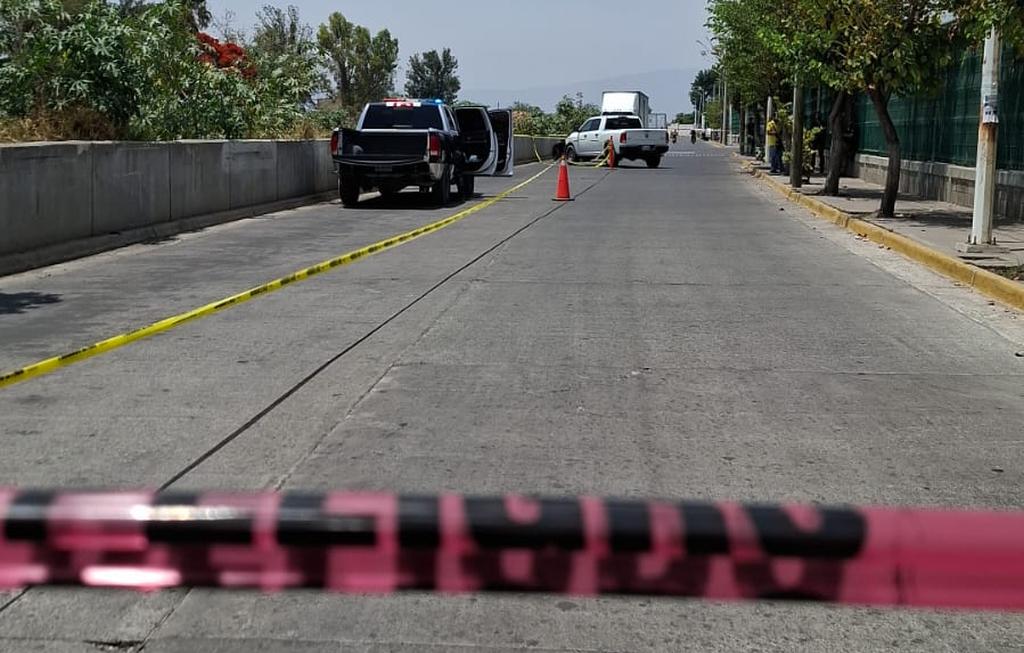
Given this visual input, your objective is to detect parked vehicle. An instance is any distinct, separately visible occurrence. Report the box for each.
[564,114,669,168]
[330,99,513,208]
[601,91,651,128]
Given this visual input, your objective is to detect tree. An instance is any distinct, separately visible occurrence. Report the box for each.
[349,25,398,106]
[953,0,1024,50]
[510,101,543,115]
[802,0,954,217]
[689,68,718,111]
[707,0,789,156]
[117,0,210,29]
[0,0,145,129]
[405,48,460,104]
[317,11,398,108]
[704,98,723,130]
[548,94,599,134]
[249,5,325,107]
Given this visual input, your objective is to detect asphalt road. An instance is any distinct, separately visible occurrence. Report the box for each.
[2,141,1024,652]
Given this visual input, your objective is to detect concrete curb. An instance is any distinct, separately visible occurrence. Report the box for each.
[748,166,1024,312]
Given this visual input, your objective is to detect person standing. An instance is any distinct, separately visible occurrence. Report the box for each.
[811,115,828,175]
[766,117,782,174]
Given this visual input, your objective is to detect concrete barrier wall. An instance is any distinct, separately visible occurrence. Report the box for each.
[0,139,334,273]
[0,142,94,255]
[852,154,1024,222]
[513,136,564,165]
[2,135,562,275]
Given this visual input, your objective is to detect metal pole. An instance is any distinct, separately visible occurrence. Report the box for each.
[969,28,1001,247]
[791,83,804,188]
[722,78,729,144]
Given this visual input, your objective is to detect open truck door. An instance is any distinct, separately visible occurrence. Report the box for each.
[488,109,514,177]
[454,107,497,176]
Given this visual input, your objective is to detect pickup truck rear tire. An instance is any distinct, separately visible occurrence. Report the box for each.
[339,174,360,207]
[432,167,451,206]
[645,156,662,169]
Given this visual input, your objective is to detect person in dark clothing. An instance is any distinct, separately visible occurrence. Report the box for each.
[811,115,828,175]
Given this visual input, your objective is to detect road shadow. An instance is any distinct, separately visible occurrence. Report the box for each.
[351,191,471,212]
[0,291,62,315]
[614,163,674,170]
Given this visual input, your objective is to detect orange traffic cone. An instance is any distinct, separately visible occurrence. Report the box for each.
[607,138,617,168]
[553,157,572,201]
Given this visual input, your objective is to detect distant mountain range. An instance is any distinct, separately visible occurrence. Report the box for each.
[461,68,700,115]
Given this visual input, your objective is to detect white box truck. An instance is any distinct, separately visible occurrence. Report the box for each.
[601,91,651,127]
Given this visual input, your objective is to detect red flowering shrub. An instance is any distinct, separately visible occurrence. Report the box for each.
[197,32,254,79]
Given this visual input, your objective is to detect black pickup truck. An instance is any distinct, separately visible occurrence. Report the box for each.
[330,100,514,207]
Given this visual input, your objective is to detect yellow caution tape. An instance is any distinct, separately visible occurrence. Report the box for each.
[0,165,555,390]
[566,154,610,168]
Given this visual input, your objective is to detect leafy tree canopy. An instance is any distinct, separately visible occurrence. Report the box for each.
[405,48,460,104]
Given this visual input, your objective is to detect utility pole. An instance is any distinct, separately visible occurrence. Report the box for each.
[962,28,1003,252]
[791,83,804,188]
[722,77,729,145]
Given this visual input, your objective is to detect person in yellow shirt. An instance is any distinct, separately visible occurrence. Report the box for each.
[766,118,782,173]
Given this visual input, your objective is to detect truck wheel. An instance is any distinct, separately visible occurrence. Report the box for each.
[339,174,360,207]
[645,156,662,169]
[457,174,475,200]
[432,167,451,206]
[565,145,578,162]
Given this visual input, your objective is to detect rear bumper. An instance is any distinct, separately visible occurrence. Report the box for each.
[334,159,445,186]
[618,145,669,159]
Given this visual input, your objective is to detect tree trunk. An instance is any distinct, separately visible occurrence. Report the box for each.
[823,92,849,195]
[867,87,900,218]
[739,105,748,155]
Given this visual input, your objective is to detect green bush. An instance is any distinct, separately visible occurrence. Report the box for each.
[511,95,600,137]
[0,0,325,141]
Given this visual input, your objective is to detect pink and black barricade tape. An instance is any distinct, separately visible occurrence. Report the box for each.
[2,489,1024,611]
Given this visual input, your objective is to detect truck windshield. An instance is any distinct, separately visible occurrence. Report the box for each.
[362,105,444,130]
[605,116,644,129]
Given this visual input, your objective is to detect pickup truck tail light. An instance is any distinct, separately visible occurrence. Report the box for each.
[329,129,340,156]
[428,133,442,162]
[619,132,627,144]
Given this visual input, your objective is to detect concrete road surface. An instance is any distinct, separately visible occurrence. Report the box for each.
[2,142,1024,652]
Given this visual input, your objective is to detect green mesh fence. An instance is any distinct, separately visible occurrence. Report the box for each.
[855,44,1023,170]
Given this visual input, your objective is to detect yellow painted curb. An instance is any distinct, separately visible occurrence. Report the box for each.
[750,169,1024,312]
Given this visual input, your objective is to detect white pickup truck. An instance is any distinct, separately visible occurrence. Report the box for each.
[564,115,669,168]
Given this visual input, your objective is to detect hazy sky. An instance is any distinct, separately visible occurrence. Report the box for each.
[206,1,712,112]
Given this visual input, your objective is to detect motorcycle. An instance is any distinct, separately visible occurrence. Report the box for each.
[671,132,678,144]
[690,130,697,144]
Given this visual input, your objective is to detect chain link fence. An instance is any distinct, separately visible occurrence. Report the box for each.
[854,44,1023,170]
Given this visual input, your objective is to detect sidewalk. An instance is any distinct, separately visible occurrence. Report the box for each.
[740,156,1024,274]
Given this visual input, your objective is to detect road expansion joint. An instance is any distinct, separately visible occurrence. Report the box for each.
[161,169,613,491]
